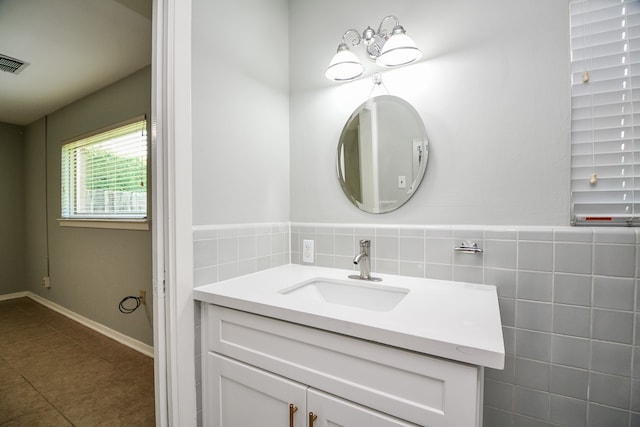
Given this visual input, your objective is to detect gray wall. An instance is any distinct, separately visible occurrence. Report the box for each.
[24,66,153,346]
[290,0,570,226]
[0,122,26,294]
[23,118,48,300]
[191,0,290,226]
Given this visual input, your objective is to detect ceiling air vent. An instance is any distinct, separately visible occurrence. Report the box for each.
[0,54,29,74]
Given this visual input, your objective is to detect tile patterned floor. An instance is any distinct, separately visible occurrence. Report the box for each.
[0,297,155,426]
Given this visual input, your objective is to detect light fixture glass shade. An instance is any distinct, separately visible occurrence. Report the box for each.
[376,32,422,67]
[325,45,364,81]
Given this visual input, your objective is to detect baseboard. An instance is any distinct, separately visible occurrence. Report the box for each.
[24,292,154,358]
[0,291,28,301]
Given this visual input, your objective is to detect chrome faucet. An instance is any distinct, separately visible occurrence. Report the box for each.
[349,240,382,281]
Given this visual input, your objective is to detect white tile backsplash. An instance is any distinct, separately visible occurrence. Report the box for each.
[398,261,425,278]
[554,273,592,307]
[513,386,549,419]
[315,233,334,255]
[257,234,272,257]
[594,228,637,244]
[554,242,592,274]
[484,239,517,269]
[518,228,555,242]
[517,271,553,302]
[549,365,589,400]
[374,235,398,260]
[192,222,289,287]
[591,341,632,377]
[518,241,554,272]
[425,263,453,281]
[193,239,218,269]
[553,304,591,338]
[514,358,549,391]
[549,394,587,427]
[593,243,636,277]
[217,237,238,265]
[592,309,634,345]
[425,237,454,265]
[589,372,631,410]
[551,335,589,369]
[398,236,425,263]
[554,227,593,243]
[485,268,517,298]
[238,236,257,260]
[516,300,553,332]
[453,265,483,283]
[593,276,635,311]
[589,403,629,426]
[425,226,453,238]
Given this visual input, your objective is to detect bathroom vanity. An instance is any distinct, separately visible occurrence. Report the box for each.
[194,264,504,427]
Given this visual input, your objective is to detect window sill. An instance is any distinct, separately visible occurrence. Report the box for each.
[58,218,150,230]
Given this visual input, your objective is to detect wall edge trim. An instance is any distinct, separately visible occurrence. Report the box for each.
[25,292,154,358]
[0,291,28,301]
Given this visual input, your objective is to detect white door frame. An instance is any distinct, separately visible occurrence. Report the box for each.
[151,0,168,424]
[152,0,196,425]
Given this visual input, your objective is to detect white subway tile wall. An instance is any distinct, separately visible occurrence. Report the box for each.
[193,222,640,427]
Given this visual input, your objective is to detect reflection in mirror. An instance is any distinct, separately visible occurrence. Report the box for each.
[337,95,429,213]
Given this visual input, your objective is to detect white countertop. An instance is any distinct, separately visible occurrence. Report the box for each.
[193,264,505,369]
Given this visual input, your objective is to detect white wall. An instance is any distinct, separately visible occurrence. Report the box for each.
[191,0,290,226]
[290,0,571,226]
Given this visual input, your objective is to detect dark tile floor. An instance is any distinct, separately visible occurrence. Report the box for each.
[0,297,155,426]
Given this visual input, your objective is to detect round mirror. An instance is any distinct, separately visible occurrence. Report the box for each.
[336,95,429,213]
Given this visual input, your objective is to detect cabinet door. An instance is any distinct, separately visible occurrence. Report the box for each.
[207,305,481,426]
[307,389,419,427]
[207,353,307,427]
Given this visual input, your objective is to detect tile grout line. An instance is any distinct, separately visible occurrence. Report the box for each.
[0,298,155,426]
[20,375,76,427]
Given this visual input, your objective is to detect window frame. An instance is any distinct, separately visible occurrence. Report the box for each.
[59,115,150,230]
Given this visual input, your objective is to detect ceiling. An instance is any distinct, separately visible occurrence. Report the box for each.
[0,0,152,126]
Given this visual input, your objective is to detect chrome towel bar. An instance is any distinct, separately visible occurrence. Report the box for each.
[454,241,484,254]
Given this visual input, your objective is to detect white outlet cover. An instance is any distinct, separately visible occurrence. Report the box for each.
[302,239,314,263]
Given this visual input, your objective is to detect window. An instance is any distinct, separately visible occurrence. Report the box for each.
[61,116,148,222]
[570,0,640,226]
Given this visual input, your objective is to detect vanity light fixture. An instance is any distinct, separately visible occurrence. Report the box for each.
[325,15,422,82]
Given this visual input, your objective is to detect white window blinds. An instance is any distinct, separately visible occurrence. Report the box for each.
[570,0,640,226]
[61,117,148,219]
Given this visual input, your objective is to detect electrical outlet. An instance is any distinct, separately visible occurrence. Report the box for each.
[302,239,314,263]
[139,290,146,305]
[42,276,51,288]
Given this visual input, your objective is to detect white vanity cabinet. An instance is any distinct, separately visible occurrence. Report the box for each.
[202,305,485,427]
[210,354,415,427]
[210,354,308,426]
[307,388,417,427]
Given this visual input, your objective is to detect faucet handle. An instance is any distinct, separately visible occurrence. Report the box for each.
[359,239,370,247]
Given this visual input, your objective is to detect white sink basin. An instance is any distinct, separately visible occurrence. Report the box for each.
[279,278,409,312]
